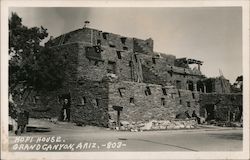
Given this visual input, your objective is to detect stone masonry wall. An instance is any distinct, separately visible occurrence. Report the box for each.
[46,28,134,52]
[46,28,205,91]
[108,81,200,124]
[199,93,242,121]
[77,43,134,82]
[133,38,153,54]
[139,52,204,89]
[213,78,231,93]
[70,80,110,127]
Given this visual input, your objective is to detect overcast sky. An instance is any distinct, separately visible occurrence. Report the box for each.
[9,7,242,83]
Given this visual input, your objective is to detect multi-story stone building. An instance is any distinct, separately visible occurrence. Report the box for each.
[14,27,242,128]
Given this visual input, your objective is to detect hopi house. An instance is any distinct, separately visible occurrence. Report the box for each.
[12,27,243,127]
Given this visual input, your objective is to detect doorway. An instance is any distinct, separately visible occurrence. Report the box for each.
[205,104,215,121]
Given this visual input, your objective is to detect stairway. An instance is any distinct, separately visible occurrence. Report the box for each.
[130,53,143,82]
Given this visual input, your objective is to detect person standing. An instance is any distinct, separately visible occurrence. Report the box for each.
[62,99,70,122]
[192,110,201,124]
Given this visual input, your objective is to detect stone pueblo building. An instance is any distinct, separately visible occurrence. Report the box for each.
[14,27,243,130]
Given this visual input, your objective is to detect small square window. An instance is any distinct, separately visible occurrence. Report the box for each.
[109,44,116,48]
[102,33,108,40]
[187,101,191,107]
[116,51,122,59]
[121,37,126,44]
[129,61,132,67]
[97,39,101,45]
[192,93,195,99]
[145,86,151,96]
[123,46,128,50]
[152,58,156,64]
[107,61,116,74]
[162,88,167,95]
[161,98,166,106]
[130,97,135,104]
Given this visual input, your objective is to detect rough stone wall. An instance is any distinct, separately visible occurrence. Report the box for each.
[70,80,109,127]
[139,52,204,89]
[45,29,92,47]
[201,77,231,93]
[158,53,176,66]
[174,58,189,68]
[108,81,199,124]
[199,93,242,121]
[133,38,153,54]
[214,78,231,93]
[77,43,134,82]
[46,28,205,91]
[99,31,134,52]
[46,28,134,52]
[35,27,240,129]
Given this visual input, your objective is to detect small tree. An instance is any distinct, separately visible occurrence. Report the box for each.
[9,12,66,98]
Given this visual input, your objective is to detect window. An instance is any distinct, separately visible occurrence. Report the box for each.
[179,99,182,104]
[107,61,116,74]
[192,93,195,99]
[130,97,135,104]
[161,98,166,106]
[121,37,127,44]
[187,101,191,107]
[102,32,108,40]
[81,97,86,105]
[187,81,194,91]
[152,58,156,64]
[162,88,167,95]
[97,39,101,45]
[123,46,128,50]
[96,99,99,107]
[129,61,132,67]
[169,66,173,77]
[176,80,182,89]
[109,44,116,48]
[116,51,122,59]
[145,86,152,96]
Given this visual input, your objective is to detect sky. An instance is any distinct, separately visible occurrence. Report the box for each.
[9,7,242,83]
